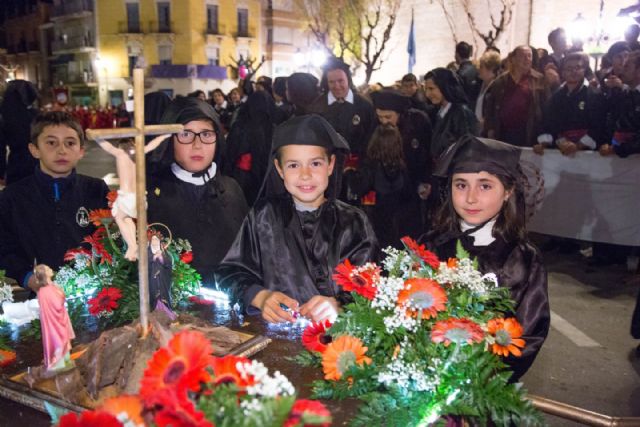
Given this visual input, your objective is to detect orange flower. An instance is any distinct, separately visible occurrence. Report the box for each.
[400,236,440,269]
[139,330,214,405]
[89,208,113,226]
[397,278,448,319]
[431,318,484,347]
[107,190,118,208]
[446,258,458,268]
[332,260,379,300]
[322,335,371,381]
[487,317,526,357]
[100,395,144,426]
[211,354,256,388]
[302,320,333,353]
[0,349,16,367]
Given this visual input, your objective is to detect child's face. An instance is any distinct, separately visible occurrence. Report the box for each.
[275,145,335,209]
[451,171,512,226]
[173,119,217,172]
[29,125,84,178]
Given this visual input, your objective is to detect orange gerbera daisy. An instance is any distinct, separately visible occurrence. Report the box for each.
[431,318,484,347]
[139,330,214,405]
[446,258,458,268]
[89,208,113,226]
[397,278,448,319]
[210,354,256,388]
[332,260,380,300]
[106,190,118,208]
[0,349,16,367]
[100,395,144,426]
[302,319,333,353]
[487,317,526,357]
[400,236,440,269]
[322,335,371,381]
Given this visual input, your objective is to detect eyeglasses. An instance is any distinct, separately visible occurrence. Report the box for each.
[175,130,217,144]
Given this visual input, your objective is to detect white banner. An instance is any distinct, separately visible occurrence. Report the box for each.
[522,149,640,246]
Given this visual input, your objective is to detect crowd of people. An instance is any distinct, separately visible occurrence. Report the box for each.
[3,22,640,374]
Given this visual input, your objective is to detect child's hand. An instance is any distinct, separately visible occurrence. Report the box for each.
[27,275,44,293]
[299,296,339,323]
[252,290,298,323]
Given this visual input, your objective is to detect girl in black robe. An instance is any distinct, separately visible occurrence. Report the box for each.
[146,97,248,286]
[216,114,378,323]
[424,68,478,159]
[422,135,549,382]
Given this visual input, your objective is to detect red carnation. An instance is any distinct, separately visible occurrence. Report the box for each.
[302,320,333,353]
[180,251,194,264]
[401,236,440,270]
[284,399,332,427]
[88,287,122,316]
[57,410,123,427]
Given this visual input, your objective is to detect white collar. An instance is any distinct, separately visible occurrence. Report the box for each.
[460,218,496,246]
[171,162,217,186]
[438,102,452,118]
[328,89,354,105]
[216,100,228,109]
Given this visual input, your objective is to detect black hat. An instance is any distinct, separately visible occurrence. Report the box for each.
[434,135,521,179]
[370,89,411,113]
[607,41,630,59]
[272,114,349,154]
[273,76,287,98]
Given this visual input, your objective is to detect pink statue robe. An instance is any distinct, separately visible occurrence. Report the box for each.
[38,283,75,371]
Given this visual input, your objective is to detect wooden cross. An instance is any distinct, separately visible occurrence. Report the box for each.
[86,68,183,337]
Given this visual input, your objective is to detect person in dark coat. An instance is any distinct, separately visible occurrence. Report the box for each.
[422,135,549,382]
[216,114,378,323]
[535,52,607,155]
[400,73,430,113]
[1,80,39,185]
[147,97,248,286]
[272,76,294,125]
[144,91,173,175]
[455,41,482,106]
[0,112,109,291]
[424,68,478,159]
[286,72,320,117]
[223,90,275,205]
[211,88,233,133]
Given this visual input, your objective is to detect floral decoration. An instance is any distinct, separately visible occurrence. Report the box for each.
[302,320,332,353]
[88,287,122,317]
[487,317,526,357]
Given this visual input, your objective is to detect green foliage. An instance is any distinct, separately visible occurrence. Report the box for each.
[287,350,322,367]
[22,319,42,341]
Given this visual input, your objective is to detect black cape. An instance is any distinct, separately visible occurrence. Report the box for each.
[215,195,379,312]
[147,169,248,285]
[424,233,550,382]
[431,103,478,158]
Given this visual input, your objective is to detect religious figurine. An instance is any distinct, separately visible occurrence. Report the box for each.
[94,134,170,261]
[33,264,75,373]
[148,233,173,310]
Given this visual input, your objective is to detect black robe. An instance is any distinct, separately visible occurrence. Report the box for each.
[147,170,248,285]
[215,195,379,312]
[424,233,550,382]
[0,167,109,285]
[148,246,173,309]
[431,103,478,159]
[606,87,640,157]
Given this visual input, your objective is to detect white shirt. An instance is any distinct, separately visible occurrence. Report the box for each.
[438,102,452,119]
[328,89,354,105]
[460,218,496,246]
[171,162,217,185]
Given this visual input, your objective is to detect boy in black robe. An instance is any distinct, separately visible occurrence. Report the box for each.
[0,111,109,291]
[216,115,379,323]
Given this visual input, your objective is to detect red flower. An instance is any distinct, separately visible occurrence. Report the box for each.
[211,354,256,388]
[284,399,332,427]
[397,278,448,319]
[140,331,214,406]
[63,247,92,262]
[0,349,17,367]
[188,296,215,306]
[106,190,118,208]
[150,389,213,427]
[88,287,122,316]
[431,318,484,347]
[83,228,113,264]
[332,260,379,300]
[401,236,440,270]
[302,320,333,353]
[57,410,123,427]
[180,251,194,264]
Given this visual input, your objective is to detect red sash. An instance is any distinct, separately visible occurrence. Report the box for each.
[559,129,587,143]
[235,153,252,171]
[613,131,635,145]
[361,191,376,206]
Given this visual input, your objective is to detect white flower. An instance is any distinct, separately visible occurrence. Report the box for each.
[0,283,13,303]
[434,258,497,294]
[240,398,264,416]
[237,360,295,398]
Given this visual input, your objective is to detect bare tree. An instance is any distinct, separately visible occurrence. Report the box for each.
[435,0,461,45]
[461,0,515,51]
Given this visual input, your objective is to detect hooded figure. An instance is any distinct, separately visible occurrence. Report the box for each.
[424,68,478,159]
[223,90,275,205]
[1,80,39,184]
[216,114,378,320]
[423,135,549,382]
[146,97,248,284]
[272,76,294,124]
[144,91,173,175]
[286,72,320,116]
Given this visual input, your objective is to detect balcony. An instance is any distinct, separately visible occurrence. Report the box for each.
[118,21,143,34]
[234,26,257,39]
[7,40,38,54]
[52,35,95,53]
[52,0,93,19]
[148,20,174,34]
[204,24,227,36]
[150,64,227,80]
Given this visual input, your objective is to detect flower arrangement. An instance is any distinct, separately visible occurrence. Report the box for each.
[55,330,331,427]
[56,194,201,326]
[295,237,543,426]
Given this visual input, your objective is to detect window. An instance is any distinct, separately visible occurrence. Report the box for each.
[206,45,220,66]
[128,55,137,77]
[206,5,219,34]
[157,2,171,33]
[237,8,248,37]
[126,3,140,33]
[158,45,172,65]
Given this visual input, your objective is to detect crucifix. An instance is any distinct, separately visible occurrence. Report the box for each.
[86,68,183,337]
